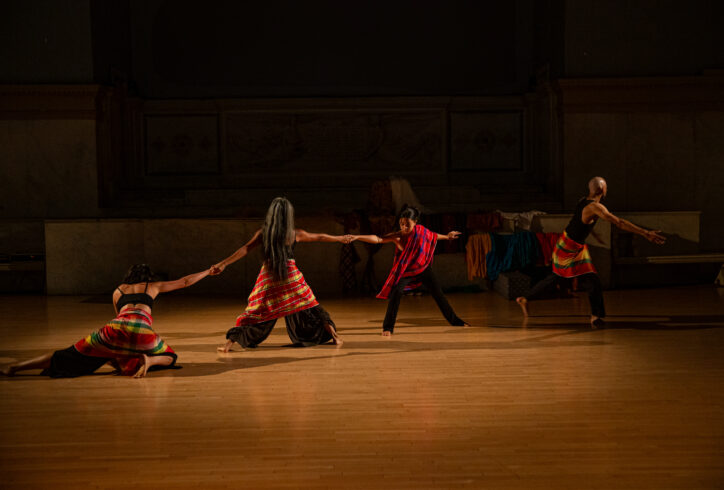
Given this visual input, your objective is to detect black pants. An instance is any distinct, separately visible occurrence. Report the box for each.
[226,305,335,348]
[383,267,465,333]
[524,272,606,318]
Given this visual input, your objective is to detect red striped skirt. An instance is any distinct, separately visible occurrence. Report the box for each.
[551,231,597,278]
[236,260,319,326]
[74,309,176,375]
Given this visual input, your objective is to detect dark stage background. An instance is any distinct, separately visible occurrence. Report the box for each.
[0,0,723,293]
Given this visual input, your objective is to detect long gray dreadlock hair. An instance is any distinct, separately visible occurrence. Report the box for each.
[262,197,296,280]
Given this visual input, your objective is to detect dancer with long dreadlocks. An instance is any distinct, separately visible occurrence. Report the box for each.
[516,177,666,326]
[213,197,346,352]
[1,264,210,378]
[350,205,469,336]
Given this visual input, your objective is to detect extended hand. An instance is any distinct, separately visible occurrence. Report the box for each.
[448,231,461,240]
[210,263,226,275]
[342,234,356,244]
[646,230,666,245]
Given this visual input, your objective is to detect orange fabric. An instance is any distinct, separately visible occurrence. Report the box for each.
[465,233,492,280]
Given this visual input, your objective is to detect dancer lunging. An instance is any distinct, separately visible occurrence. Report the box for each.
[213,197,345,352]
[1,264,210,378]
[516,177,666,326]
[351,206,468,336]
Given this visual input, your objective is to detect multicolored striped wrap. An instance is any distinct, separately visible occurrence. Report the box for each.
[74,309,176,375]
[551,231,597,278]
[236,259,319,326]
[377,224,438,299]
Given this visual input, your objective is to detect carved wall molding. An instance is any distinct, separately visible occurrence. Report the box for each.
[557,75,724,113]
[0,85,105,119]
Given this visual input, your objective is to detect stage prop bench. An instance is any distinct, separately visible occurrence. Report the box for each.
[611,211,723,287]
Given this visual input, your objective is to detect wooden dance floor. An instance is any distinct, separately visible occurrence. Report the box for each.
[1,286,723,489]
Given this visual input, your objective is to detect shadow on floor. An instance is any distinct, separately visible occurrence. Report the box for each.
[492,314,724,332]
[2,314,722,379]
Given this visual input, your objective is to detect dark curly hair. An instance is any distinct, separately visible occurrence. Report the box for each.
[122,264,154,284]
[399,205,421,223]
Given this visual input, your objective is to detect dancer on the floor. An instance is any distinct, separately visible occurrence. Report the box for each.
[213,197,346,352]
[1,264,210,378]
[516,177,666,326]
[350,205,468,336]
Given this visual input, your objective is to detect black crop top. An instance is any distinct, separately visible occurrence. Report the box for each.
[116,282,154,310]
[565,198,598,244]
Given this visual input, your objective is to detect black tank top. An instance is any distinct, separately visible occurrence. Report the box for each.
[116,282,154,310]
[565,198,598,244]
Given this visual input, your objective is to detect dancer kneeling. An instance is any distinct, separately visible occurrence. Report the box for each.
[516,177,666,326]
[213,197,345,352]
[1,264,210,378]
[351,206,469,336]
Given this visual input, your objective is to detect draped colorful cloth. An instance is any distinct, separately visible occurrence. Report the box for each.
[551,231,597,278]
[236,259,319,326]
[377,224,437,299]
[466,212,503,233]
[535,232,562,266]
[74,309,176,376]
[485,231,540,281]
[465,233,492,280]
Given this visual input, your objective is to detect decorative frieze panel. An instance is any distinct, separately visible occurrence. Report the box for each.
[144,115,219,175]
[225,111,443,175]
[450,111,523,171]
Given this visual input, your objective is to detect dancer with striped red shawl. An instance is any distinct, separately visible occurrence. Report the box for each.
[212,197,345,352]
[351,206,468,336]
[1,264,210,378]
[516,177,666,326]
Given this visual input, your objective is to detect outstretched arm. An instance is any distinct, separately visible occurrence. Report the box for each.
[295,229,352,243]
[436,231,461,241]
[211,229,263,274]
[155,268,212,293]
[587,203,666,244]
[349,234,397,244]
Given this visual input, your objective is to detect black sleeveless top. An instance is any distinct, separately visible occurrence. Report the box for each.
[565,198,598,244]
[116,282,154,310]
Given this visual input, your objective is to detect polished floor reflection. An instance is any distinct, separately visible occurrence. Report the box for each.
[1,286,723,489]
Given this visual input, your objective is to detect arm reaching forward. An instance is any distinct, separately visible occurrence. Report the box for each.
[295,229,353,243]
[586,203,666,244]
[348,234,397,244]
[211,229,263,275]
[436,231,461,241]
[155,268,212,293]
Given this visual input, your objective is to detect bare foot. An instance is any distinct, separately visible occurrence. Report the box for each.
[0,365,17,376]
[590,316,605,328]
[381,331,392,338]
[516,297,529,317]
[325,322,343,347]
[217,340,233,353]
[133,355,149,378]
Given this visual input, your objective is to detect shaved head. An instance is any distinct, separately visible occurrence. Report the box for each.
[588,176,607,197]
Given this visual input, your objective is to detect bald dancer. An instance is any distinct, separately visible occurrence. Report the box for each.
[516,177,666,326]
